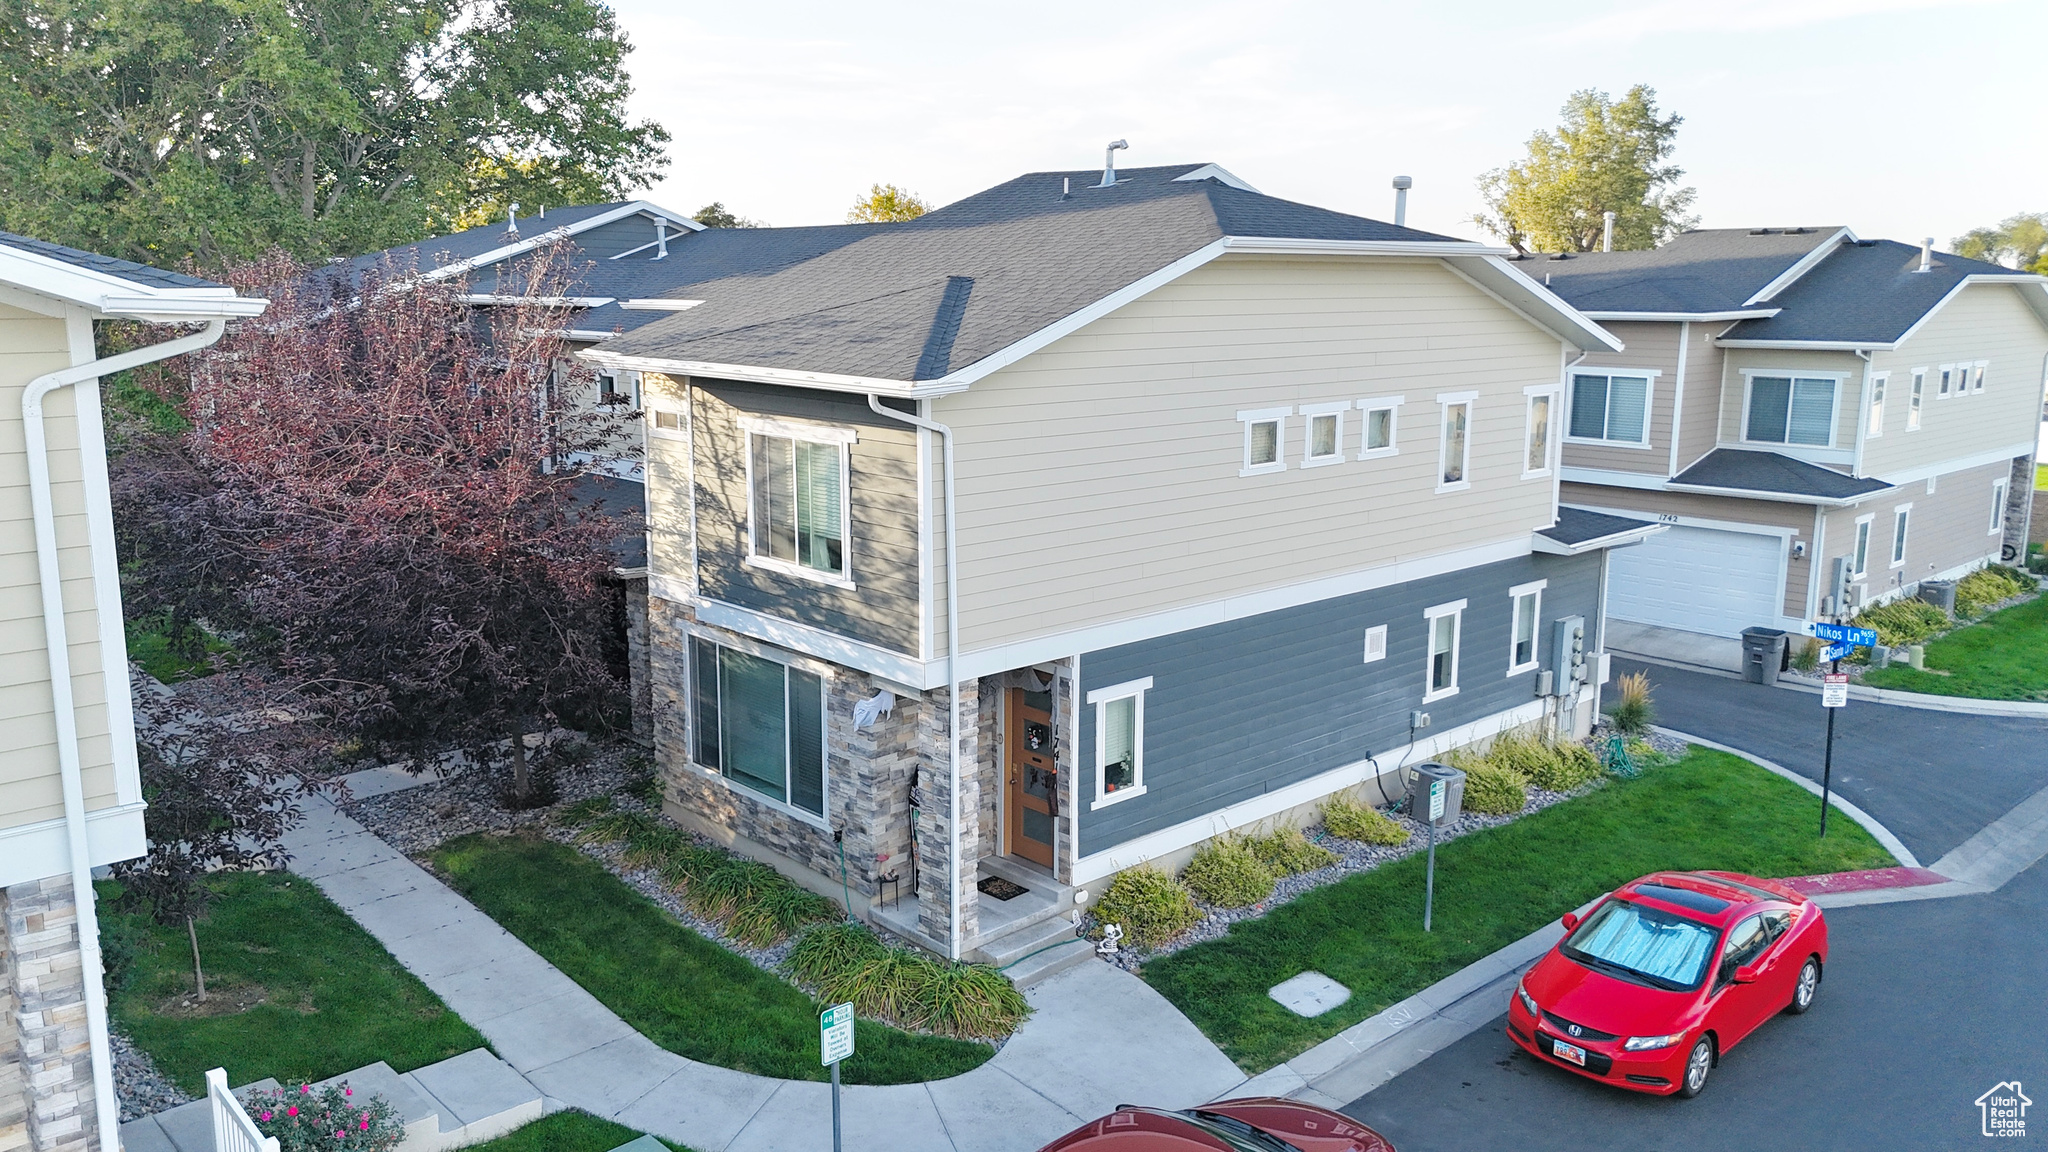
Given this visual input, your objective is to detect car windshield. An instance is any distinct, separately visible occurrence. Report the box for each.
[1563,899,1718,991]
[1175,1111,1303,1152]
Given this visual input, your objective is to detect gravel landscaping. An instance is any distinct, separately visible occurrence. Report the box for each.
[113,1028,192,1121]
[341,740,646,855]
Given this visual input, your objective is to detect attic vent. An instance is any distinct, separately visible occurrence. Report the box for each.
[1748,228,1777,235]
[1549,251,1572,261]
[1855,239,1878,248]
[1787,227,1812,234]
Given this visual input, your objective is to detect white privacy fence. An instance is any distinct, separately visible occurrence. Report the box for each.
[205,1069,279,1152]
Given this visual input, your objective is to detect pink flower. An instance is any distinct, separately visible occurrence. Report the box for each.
[360,1120,370,1131]
[260,1113,272,1122]
[287,1106,298,1117]
[301,1085,311,1094]
[344,1088,352,1097]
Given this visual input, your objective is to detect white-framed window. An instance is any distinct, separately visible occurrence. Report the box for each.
[1362,624,1388,664]
[1990,478,2009,536]
[1523,388,1556,478]
[651,409,686,437]
[1356,396,1402,460]
[1971,361,1988,394]
[1866,373,1887,438]
[598,370,640,407]
[689,636,828,820]
[1891,504,1911,568]
[1437,393,1475,492]
[1087,677,1151,809]
[1567,371,1654,446]
[1938,363,1954,398]
[1507,580,1545,676]
[1423,599,1465,701]
[1300,401,1350,468]
[1852,513,1874,578]
[1743,374,1839,447]
[1239,407,1289,475]
[1908,369,1925,430]
[744,417,854,585]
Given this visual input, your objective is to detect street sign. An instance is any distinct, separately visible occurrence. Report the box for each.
[1822,642,1853,663]
[820,1002,855,1065]
[1822,673,1849,708]
[1428,778,1446,822]
[1811,621,1878,648]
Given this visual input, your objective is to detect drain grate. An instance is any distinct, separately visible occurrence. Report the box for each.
[977,875,1029,901]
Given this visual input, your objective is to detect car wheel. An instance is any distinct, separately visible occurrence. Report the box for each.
[1786,956,1820,1014]
[1677,1037,1714,1098]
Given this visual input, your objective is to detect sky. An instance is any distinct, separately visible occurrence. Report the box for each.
[604,0,2045,251]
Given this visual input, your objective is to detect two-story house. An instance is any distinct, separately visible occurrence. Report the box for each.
[579,162,1657,974]
[1529,228,2048,660]
[0,234,263,1152]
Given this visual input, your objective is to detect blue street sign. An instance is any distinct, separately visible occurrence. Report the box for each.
[1812,621,1878,648]
[1821,642,1853,663]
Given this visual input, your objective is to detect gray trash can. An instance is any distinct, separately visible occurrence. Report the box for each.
[1407,762,1466,827]
[1741,627,1787,685]
[1918,579,1957,615]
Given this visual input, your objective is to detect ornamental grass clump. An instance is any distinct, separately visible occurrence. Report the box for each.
[784,922,1029,1039]
[1180,837,1274,908]
[1608,671,1655,736]
[1242,824,1338,876]
[1454,753,1528,816]
[1317,792,1409,845]
[1091,864,1202,948]
[1854,598,1949,648]
[1488,732,1604,792]
[1957,564,2032,617]
[1791,637,1822,673]
[248,1082,402,1152]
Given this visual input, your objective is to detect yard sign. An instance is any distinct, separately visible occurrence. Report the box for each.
[820,1002,856,1065]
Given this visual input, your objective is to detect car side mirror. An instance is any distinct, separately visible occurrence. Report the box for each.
[1733,963,1762,985]
[1561,912,1580,932]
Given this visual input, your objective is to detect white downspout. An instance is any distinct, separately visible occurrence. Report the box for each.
[25,318,228,1152]
[867,394,963,960]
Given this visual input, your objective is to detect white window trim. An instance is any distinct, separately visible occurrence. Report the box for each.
[1852,513,1875,578]
[1990,478,2009,536]
[1423,598,1466,702]
[649,409,688,440]
[1971,360,1988,394]
[1891,503,1912,568]
[1299,400,1352,468]
[1239,407,1290,476]
[1355,395,1404,460]
[1362,623,1388,664]
[1435,392,1477,494]
[685,632,833,830]
[1937,363,1954,399]
[1522,385,1560,479]
[1738,370,1845,449]
[743,429,856,591]
[1506,579,1546,677]
[1907,368,1925,430]
[1563,369,1659,449]
[1865,371,1888,439]
[1087,676,1153,810]
[737,413,860,445]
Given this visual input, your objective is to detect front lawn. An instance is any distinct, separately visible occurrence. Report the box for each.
[455,1110,695,1152]
[1140,747,1893,1073]
[125,612,237,683]
[104,872,486,1094]
[1861,591,2048,701]
[432,835,995,1085]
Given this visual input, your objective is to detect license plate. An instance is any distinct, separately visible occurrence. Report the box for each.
[1550,1038,1587,1066]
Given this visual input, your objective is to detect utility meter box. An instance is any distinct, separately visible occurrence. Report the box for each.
[1552,616,1588,690]
[1408,762,1466,828]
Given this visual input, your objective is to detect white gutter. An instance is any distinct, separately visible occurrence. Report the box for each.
[866,394,963,960]
[25,318,229,1152]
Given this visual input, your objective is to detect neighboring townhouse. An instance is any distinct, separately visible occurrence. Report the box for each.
[1527,228,2048,651]
[579,162,1657,971]
[0,235,263,1152]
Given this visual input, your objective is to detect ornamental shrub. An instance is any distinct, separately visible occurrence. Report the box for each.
[1241,824,1337,876]
[1092,864,1202,948]
[1459,757,1528,816]
[1318,793,1409,845]
[1487,733,1603,791]
[1957,565,2031,616]
[1608,671,1655,736]
[784,922,1029,1039]
[1791,637,1822,673]
[248,1082,402,1152]
[1854,598,1949,647]
[1181,838,1274,908]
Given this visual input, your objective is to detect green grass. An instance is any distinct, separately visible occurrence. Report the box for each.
[124,612,236,683]
[1861,592,2048,701]
[1140,748,1894,1074]
[103,872,486,1095]
[432,835,995,1084]
[454,1111,697,1152]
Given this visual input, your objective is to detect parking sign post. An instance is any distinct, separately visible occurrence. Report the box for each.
[820,1002,855,1151]
[1809,622,1873,840]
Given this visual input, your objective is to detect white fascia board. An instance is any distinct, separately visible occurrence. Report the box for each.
[576,346,936,397]
[1581,309,1781,322]
[1532,521,1666,555]
[566,329,624,343]
[0,247,263,319]
[1454,255,1625,352]
[618,299,707,311]
[1743,227,1857,305]
[1716,338,1899,351]
[416,201,689,284]
[0,802,147,889]
[1664,480,1889,507]
[1560,466,1675,492]
[460,294,615,307]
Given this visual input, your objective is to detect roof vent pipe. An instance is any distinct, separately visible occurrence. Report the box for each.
[1918,237,1934,273]
[654,216,669,260]
[1392,175,1412,227]
[1062,177,1071,200]
[1602,211,1616,252]
[506,202,519,237]
[1098,139,1128,188]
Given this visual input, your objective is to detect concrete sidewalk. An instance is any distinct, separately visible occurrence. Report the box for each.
[281,794,1246,1152]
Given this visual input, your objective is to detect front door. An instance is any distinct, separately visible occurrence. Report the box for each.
[1005,688,1057,868]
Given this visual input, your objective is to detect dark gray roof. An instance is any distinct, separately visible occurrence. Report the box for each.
[0,230,226,290]
[596,164,1464,381]
[1671,449,1891,500]
[1508,228,1839,314]
[1541,506,1657,546]
[339,201,649,280]
[1718,239,2041,344]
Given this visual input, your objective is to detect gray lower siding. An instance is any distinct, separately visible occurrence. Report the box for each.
[1076,551,1603,853]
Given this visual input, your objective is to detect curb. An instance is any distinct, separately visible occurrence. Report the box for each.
[1771,674,2048,719]
[1654,727,1922,869]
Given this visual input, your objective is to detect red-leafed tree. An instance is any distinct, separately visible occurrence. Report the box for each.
[115,244,637,802]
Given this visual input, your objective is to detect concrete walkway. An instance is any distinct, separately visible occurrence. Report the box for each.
[280,794,1246,1152]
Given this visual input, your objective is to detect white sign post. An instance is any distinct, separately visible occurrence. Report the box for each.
[821,1002,855,1151]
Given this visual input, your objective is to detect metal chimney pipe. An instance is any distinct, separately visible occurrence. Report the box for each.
[1098,140,1129,188]
[654,216,669,260]
[1919,237,1934,272]
[1602,211,1616,252]
[1392,175,1412,227]
[507,202,519,235]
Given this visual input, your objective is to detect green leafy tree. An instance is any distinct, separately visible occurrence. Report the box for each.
[692,202,764,229]
[1954,213,2048,273]
[0,0,670,269]
[1474,85,1697,254]
[846,183,931,223]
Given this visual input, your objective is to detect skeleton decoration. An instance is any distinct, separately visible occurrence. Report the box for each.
[853,689,895,729]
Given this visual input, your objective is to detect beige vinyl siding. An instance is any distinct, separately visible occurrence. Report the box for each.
[1673,324,1724,472]
[559,339,644,466]
[936,254,1565,655]
[1850,459,2010,598]
[1863,284,2048,477]
[1560,321,1677,475]
[1718,347,1865,451]
[642,372,692,582]
[1562,482,1816,618]
[0,302,121,831]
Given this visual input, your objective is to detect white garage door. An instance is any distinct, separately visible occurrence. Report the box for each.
[1607,524,1785,638]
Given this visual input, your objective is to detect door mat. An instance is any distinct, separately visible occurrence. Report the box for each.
[977,875,1029,901]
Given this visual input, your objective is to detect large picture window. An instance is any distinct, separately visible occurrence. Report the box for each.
[1087,677,1152,809]
[691,638,826,817]
[749,429,848,580]
[1568,373,1651,445]
[1745,375,1837,447]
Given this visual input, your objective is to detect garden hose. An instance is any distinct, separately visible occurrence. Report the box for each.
[998,933,1086,972]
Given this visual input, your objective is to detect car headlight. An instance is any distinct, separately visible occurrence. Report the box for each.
[1623,1032,1686,1052]
[1515,981,1539,1017]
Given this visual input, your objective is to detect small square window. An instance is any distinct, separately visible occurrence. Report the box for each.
[1250,421,1280,465]
[1300,404,1349,467]
[1239,408,1289,474]
[654,410,684,432]
[1357,397,1402,459]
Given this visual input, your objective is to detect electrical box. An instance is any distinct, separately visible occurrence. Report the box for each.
[1826,556,1853,617]
[1553,616,1587,689]
[1407,762,1466,827]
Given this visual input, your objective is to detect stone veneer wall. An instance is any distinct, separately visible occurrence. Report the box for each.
[623,578,653,745]
[0,877,94,1152]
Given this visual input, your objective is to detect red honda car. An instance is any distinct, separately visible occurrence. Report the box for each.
[1505,870,1827,1098]
[1036,1098,1395,1151]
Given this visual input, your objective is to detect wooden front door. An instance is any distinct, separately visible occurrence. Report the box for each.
[1005,688,1057,868]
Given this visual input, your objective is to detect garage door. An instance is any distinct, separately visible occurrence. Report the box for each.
[1606,524,1785,638]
